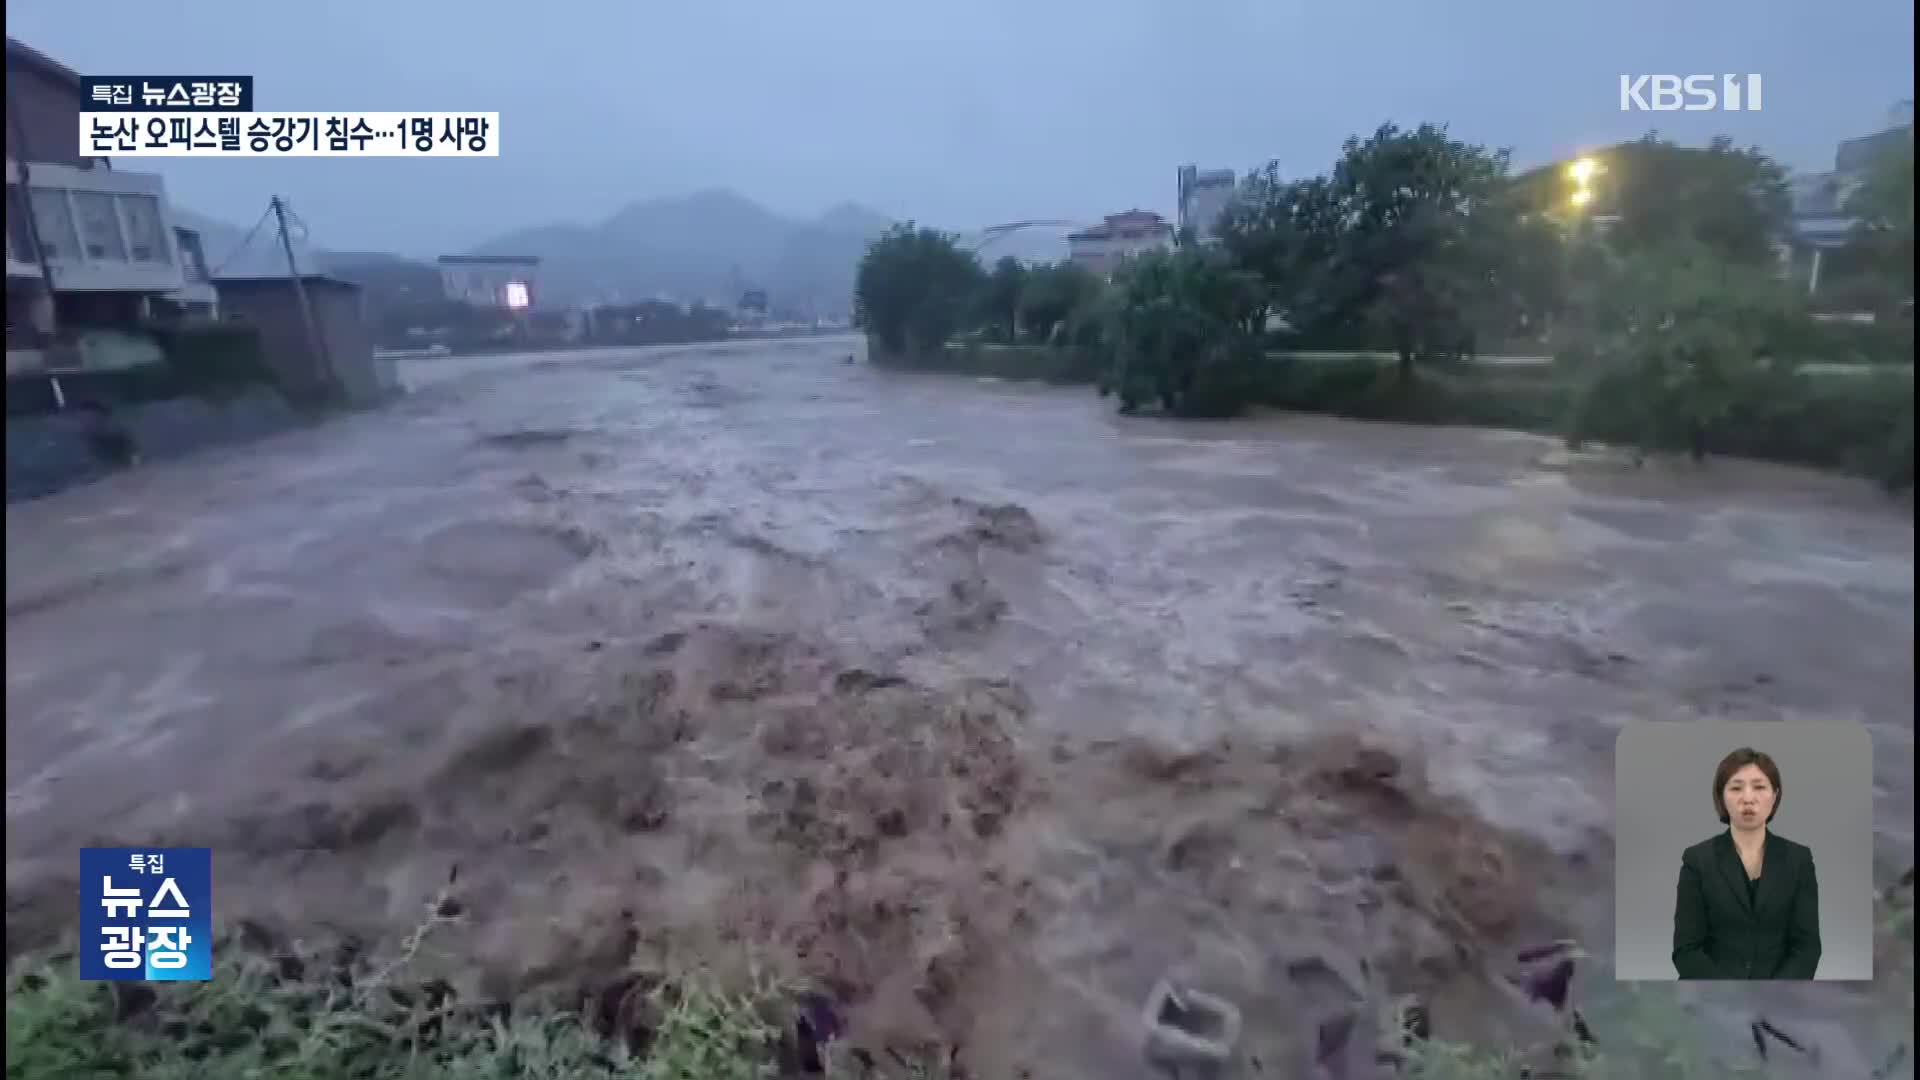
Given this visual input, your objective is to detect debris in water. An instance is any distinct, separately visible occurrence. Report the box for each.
[478,428,575,449]
[1569,1009,1595,1046]
[1398,998,1431,1044]
[832,668,910,693]
[1314,1010,1357,1078]
[1519,957,1575,1012]
[790,991,844,1074]
[1515,940,1578,964]
[1751,1016,1814,1061]
[937,496,1045,552]
[1142,979,1241,1078]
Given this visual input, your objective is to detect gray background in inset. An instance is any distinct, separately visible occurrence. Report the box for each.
[1615,720,1874,981]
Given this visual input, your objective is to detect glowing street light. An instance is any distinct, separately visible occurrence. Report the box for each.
[1565,156,1602,214]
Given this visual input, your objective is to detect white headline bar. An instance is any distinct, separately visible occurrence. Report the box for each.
[80,112,500,157]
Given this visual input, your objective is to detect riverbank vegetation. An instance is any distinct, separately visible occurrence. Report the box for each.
[855,124,1914,491]
[18,916,1910,1079]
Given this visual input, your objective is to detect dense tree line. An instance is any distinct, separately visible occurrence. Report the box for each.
[854,123,1914,485]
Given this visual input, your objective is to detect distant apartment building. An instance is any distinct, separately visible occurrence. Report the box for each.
[437,254,540,310]
[1786,109,1914,295]
[1788,129,1898,242]
[1067,210,1175,278]
[6,37,210,369]
[1176,165,1236,243]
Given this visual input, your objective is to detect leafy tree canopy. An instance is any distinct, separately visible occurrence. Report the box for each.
[973,256,1029,343]
[1319,123,1522,372]
[1216,166,1344,331]
[1016,261,1105,346]
[1843,129,1915,299]
[1569,239,1808,460]
[1099,247,1267,417]
[854,223,985,355]
[1595,135,1790,266]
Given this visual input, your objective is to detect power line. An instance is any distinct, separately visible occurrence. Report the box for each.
[208,203,275,277]
[278,202,325,275]
[282,203,314,244]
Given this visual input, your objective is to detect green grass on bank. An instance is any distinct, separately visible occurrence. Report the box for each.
[10,932,1912,1080]
[3,900,975,1080]
[5,947,801,1080]
[8,953,1897,1080]
[0,951,1728,1080]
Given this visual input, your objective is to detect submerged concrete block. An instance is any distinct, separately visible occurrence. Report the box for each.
[1142,979,1241,1078]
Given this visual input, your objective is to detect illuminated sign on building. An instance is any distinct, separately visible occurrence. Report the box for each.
[436,254,539,311]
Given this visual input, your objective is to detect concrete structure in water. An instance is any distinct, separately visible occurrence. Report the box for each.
[5,37,214,373]
[1067,210,1175,278]
[215,274,397,406]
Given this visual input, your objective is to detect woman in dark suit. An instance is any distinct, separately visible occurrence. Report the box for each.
[1672,747,1821,979]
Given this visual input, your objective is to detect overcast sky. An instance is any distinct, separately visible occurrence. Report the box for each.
[8,0,1913,255]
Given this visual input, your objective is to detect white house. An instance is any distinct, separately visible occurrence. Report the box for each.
[1067,210,1175,278]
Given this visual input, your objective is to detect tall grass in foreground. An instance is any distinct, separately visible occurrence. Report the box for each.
[7,951,1885,1080]
[9,883,1912,1078]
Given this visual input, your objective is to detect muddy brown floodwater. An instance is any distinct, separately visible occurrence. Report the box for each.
[7,337,1914,1077]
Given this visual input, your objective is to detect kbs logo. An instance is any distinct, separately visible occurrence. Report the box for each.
[1619,74,1763,112]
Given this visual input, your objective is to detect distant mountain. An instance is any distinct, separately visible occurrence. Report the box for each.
[469,189,896,315]
[315,250,445,307]
[182,190,1058,318]
[175,207,443,315]
[173,207,322,279]
[177,208,446,336]
[972,227,1071,267]
[814,201,897,237]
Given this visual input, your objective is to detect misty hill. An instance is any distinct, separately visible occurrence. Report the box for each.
[314,250,445,305]
[180,193,1062,316]
[172,209,430,284]
[972,229,1071,267]
[468,189,895,314]
[173,207,323,279]
[175,208,444,316]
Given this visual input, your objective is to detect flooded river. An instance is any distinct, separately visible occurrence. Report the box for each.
[6,336,1913,1076]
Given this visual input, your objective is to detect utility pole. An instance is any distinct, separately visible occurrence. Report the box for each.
[271,195,336,401]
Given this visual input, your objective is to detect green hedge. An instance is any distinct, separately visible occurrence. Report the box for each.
[6,325,276,417]
[1790,318,1915,366]
[1265,317,1916,367]
[1257,354,1572,431]
[874,341,1913,492]
[1264,354,1913,491]
[869,338,1105,384]
[148,323,277,398]
[1715,368,1914,487]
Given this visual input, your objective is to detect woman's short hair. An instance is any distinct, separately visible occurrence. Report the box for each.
[1713,747,1782,824]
